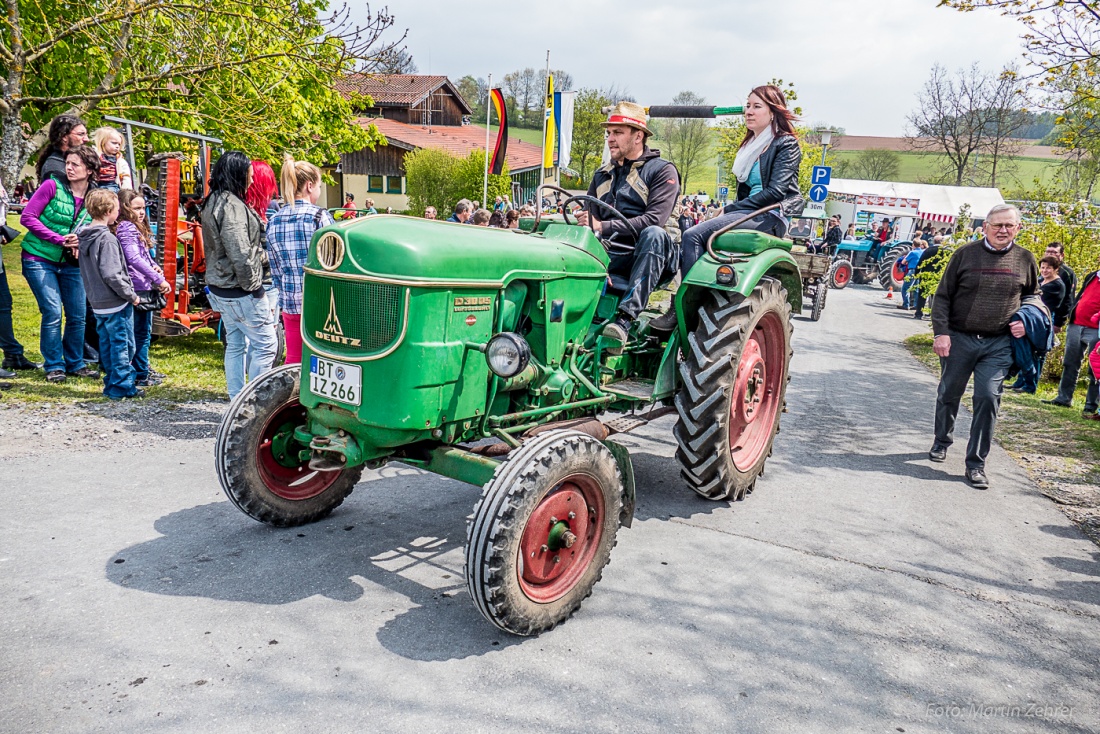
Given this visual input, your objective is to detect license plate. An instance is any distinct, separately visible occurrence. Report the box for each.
[309,356,362,406]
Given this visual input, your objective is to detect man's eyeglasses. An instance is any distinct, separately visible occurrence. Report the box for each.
[986,223,1018,230]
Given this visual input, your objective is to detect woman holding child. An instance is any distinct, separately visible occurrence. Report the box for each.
[20,145,102,383]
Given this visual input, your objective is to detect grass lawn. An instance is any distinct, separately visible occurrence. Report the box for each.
[470,123,545,148]
[3,215,228,404]
[905,331,1100,543]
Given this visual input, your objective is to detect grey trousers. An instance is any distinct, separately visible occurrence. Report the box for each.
[934,332,1013,470]
[1055,323,1099,413]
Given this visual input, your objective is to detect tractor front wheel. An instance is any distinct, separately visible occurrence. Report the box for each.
[829,259,853,289]
[674,278,793,501]
[215,364,362,527]
[466,430,624,636]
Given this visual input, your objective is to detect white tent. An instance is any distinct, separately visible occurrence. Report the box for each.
[828,178,1005,223]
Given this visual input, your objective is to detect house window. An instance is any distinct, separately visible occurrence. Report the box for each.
[368,175,384,193]
[386,176,403,194]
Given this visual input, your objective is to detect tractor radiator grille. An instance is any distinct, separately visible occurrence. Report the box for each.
[303,274,405,356]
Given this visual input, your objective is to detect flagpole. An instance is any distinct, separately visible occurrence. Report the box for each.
[540,50,550,194]
[483,73,492,206]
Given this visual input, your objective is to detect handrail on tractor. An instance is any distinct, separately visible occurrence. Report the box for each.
[704,204,783,264]
[532,184,577,232]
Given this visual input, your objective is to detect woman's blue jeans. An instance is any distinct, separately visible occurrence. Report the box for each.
[132,303,153,381]
[208,291,278,398]
[21,258,87,373]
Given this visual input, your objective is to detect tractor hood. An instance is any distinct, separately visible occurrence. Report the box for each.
[312,215,608,285]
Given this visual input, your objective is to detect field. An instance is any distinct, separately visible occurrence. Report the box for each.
[469,123,544,147]
[830,150,1061,189]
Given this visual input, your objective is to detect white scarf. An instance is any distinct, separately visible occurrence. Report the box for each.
[732,126,775,183]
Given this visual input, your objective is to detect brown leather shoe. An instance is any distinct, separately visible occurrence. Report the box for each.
[1083,412,1100,421]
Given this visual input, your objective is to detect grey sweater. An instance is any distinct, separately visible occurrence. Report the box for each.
[78,224,136,311]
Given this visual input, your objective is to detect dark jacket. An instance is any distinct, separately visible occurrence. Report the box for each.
[824,224,842,248]
[587,147,680,244]
[202,190,267,295]
[1053,263,1076,327]
[1009,297,1053,394]
[731,133,803,215]
[77,224,136,311]
[1040,277,1066,317]
[38,150,67,184]
[916,244,944,272]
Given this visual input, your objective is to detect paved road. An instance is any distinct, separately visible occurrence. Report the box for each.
[3,285,1099,733]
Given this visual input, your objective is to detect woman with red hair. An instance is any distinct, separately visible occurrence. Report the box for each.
[245,160,278,223]
[677,85,803,283]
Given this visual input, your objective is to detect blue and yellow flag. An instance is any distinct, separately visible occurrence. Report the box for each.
[543,73,556,169]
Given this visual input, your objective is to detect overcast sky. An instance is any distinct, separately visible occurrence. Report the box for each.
[365,0,1027,137]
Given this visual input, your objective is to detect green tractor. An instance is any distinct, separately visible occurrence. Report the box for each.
[215,195,803,635]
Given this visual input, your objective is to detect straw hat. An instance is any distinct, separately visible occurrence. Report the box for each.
[601,101,651,136]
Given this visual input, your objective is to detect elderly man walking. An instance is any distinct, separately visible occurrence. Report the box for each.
[928,205,1039,489]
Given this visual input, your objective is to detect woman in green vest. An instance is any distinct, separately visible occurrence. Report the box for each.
[19,145,101,382]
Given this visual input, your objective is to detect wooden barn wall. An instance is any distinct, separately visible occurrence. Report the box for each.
[340,144,408,176]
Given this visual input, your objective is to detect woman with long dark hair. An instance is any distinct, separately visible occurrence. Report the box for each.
[678,86,803,278]
[35,114,89,184]
[202,151,277,398]
[20,145,101,382]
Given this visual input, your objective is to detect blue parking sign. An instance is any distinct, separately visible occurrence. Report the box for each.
[809,184,828,203]
[812,166,831,186]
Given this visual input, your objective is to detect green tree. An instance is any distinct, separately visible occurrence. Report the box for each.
[651,90,711,194]
[570,88,611,185]
[0,0,396,188]
[850,149,902,180]
[404,148,508,217]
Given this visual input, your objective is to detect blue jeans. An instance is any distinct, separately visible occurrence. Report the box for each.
[902,276,917,308]
[132,301,153,380]
[0,266,25,359]
[94,305,137,398]
[21,258,86,373]
[208,291,278,398]
[680,206,787,277]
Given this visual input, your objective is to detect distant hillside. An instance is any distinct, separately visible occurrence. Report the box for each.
[833,135,1061,160]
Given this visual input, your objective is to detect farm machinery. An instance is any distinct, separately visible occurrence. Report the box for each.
[215,188,804,636]
[828,236,912,291]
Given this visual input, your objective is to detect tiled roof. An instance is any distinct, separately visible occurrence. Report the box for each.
[360,117,552,173]
[336,74,472,114]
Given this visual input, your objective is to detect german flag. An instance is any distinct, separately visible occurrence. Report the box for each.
[489,88,508,176]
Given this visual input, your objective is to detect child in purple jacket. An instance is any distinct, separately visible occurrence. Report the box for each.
[113,189,170,387]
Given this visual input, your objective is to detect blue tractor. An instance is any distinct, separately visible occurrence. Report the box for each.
[828,236,912,291]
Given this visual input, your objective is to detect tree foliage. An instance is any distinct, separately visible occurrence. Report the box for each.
[848,149,903,180]
[404,148,509,217]
[570,88,611,185]
[0,0,397,188]
[650,90,711,194]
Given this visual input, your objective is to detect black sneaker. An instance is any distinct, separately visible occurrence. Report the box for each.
[2,355,39,371]
[965,468,989,489]
[601,317,631,355]
[149,370,167,380]
[135,378,160,388]
[928,444,948,463]
[1041,398,1072,408]
[67,366,101,379]
[648,304,678,334]
[0,367,15,380]
[110,389,146,401]
[46,370,66,383]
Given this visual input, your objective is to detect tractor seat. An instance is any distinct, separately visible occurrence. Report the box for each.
[713,230,793,255]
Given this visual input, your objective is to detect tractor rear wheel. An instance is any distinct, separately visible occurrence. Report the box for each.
[878,245,910,291]
[215,364,362,527]
[810,283,827,321]
[466,430,624,636]
[674,278,793,501]
[829,259,853,289]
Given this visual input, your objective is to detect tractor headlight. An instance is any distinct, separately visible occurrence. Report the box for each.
[485,332,531,378]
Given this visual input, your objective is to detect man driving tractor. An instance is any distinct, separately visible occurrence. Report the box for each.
[575,102,680,350]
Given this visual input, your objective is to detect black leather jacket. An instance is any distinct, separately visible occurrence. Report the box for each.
[732,134,803,212]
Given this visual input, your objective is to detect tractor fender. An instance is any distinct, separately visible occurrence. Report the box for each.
[675,249,801,348]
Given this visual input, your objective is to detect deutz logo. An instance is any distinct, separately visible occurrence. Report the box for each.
[315,289,362,347]
[324,290,343,335]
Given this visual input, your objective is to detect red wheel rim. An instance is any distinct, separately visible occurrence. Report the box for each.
[891,260,905,284]
[256,399,340,501]
[517,475,605,603]
[834,264,851,286]
[729,312,785,472]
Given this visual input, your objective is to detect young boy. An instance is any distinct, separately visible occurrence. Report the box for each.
[77,189,142,399]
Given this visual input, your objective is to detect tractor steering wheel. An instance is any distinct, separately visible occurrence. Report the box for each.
[561,195,640,243]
